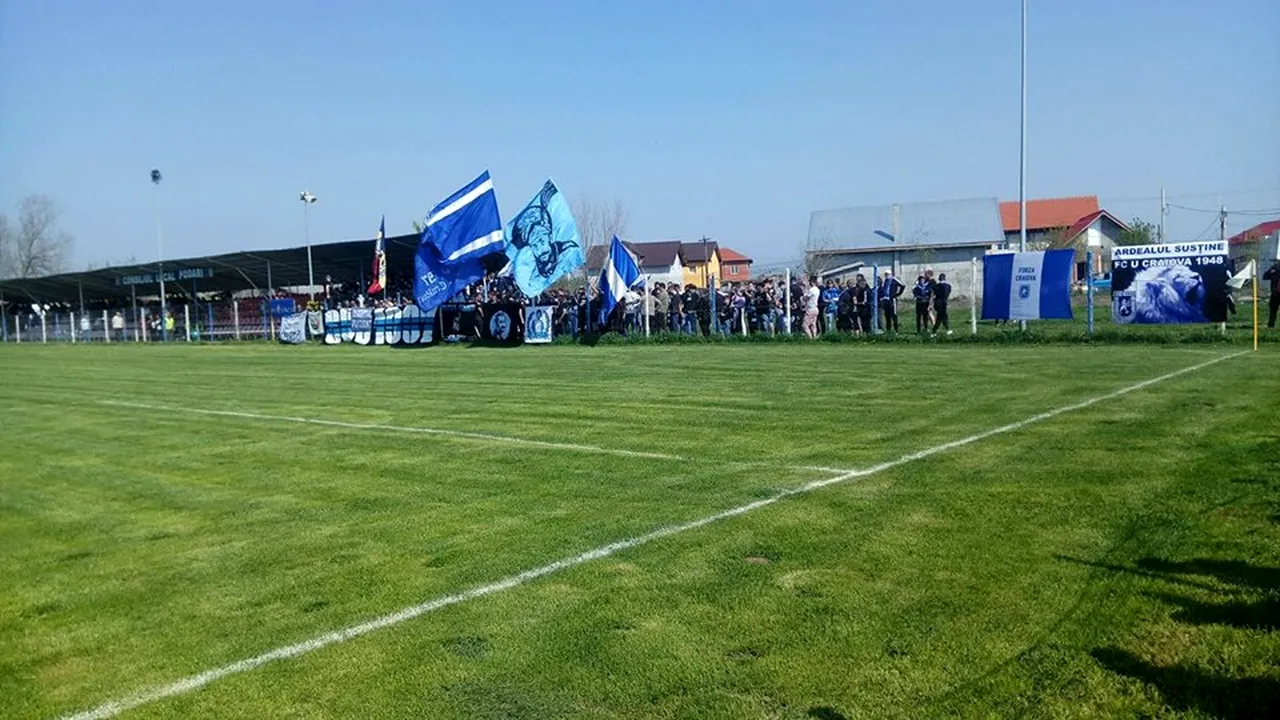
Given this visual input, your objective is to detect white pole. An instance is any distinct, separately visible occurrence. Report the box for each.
[784,268,792,333]
[184,304,192,342]
[233,300,241,340]
[103,310,110,343]
[1018,0,1028,333]
[15,315,20,343]
[644,289,651,337]
[40,312,47,343]
[303,194,316,300]
[970,257,979,336]
[70,312,76,343]
[154,175,168,342]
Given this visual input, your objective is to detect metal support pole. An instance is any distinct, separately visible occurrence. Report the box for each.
[70,312,76,343]
[184,304,192,341]
[1086,250,1094,337]
[970,258,979,336]
[1018,0,1028,333]
[644,287,651,337]
[233,300,241,340]
[871,264,881,334]
[15,315,20,343]
[303,198,315,300]
[40,312,47,343]
[709,275,718,336]
[207,303,214,341]
[103,310,110,343]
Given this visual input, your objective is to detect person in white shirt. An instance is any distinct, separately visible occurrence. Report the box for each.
[803,277,821,339]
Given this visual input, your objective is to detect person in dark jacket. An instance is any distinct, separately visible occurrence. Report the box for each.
[879,270,905,332]
[852,274,872,335]
[912,274,934,333]
[1266,261,1280,329]
[932,272,953,335]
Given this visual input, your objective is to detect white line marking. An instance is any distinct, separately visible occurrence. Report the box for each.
[64,351,1244,720]
[99,400,682,461]
[95,399,856,475]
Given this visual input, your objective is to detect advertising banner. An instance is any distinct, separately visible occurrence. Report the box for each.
[1111,241,1231,324]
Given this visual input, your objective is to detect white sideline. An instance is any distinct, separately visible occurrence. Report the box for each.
[64,351,1245,720]
[96,399,852,475]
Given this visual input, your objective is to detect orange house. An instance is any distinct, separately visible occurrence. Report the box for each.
[719,247,753,283]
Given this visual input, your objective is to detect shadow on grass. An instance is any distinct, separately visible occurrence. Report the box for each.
[1091,647,1280,720]
[806,708,850,720]
[1133,557,1280,592]
[1145,591,1280,631]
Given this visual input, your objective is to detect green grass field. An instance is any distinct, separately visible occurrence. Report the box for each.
[1,343,1277,719]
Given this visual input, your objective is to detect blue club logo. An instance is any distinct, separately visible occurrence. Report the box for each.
[1018,284,1032,300]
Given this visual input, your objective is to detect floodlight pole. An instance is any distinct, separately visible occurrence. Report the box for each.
[301,191,317,300]
[1018,0,1028,332]
[152,169,168,341]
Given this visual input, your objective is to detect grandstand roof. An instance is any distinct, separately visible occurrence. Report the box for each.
[0,233,421,303]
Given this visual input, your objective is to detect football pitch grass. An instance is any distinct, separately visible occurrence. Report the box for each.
[1,343,1277,719]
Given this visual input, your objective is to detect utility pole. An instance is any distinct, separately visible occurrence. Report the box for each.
[1018,0,1028,331]
[1219,205,1227,244]
[1159,187,1166,243]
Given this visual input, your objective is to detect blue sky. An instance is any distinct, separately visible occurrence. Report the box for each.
[2,0,1277,270]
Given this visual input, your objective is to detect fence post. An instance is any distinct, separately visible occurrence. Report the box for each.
[233,300,241,340]
[970,257,978,336]
[871,264,881,334]
[184,305,192,342]
[41,312,48,343]
[70,312,77,343]
[784,268,792,334]
[103,310,111,343]
[1086,250,1095,337]
[15,315,20,343]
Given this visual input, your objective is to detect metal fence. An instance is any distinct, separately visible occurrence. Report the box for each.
[0,299,292,344]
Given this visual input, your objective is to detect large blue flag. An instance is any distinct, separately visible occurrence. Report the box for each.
[505,180,585,297]
[414,240,485,315]
[981,249,1074,320]
[598,236,640,322]
[423,171,505,265]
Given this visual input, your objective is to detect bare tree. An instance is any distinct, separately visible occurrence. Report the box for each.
[571,196,629,252]
[0,213,12,279]
[10,195,73,278]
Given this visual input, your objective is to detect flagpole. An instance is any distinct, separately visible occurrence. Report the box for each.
[1254,260,1260,352]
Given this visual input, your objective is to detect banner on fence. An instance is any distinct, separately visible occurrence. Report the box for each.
[1110,241,1231,324]
[322,307,434,345]
[306,311,324,337]
[524,305,554,343]
[981,249,1074,320]
[279,312,307,344]
[479,303,524,344]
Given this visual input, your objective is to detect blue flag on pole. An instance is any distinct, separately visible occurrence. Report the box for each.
[505,180,584,297]
[414,240,485,315]
[598,236,640,322]
[423,171,505,265]
[981,249,1075,320]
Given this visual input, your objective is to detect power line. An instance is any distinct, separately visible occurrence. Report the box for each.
[1167,203,1280,215]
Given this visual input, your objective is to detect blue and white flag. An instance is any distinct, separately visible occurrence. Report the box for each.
[505,180,585,297]
[423,171,505,265]
[598,236,640,322]
[981,249,1074,320]
[414,240,485,315]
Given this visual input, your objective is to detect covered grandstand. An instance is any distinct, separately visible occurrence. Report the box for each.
[0,233,420,343]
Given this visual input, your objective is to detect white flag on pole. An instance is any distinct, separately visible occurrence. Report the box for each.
[1227,259,1256,289]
